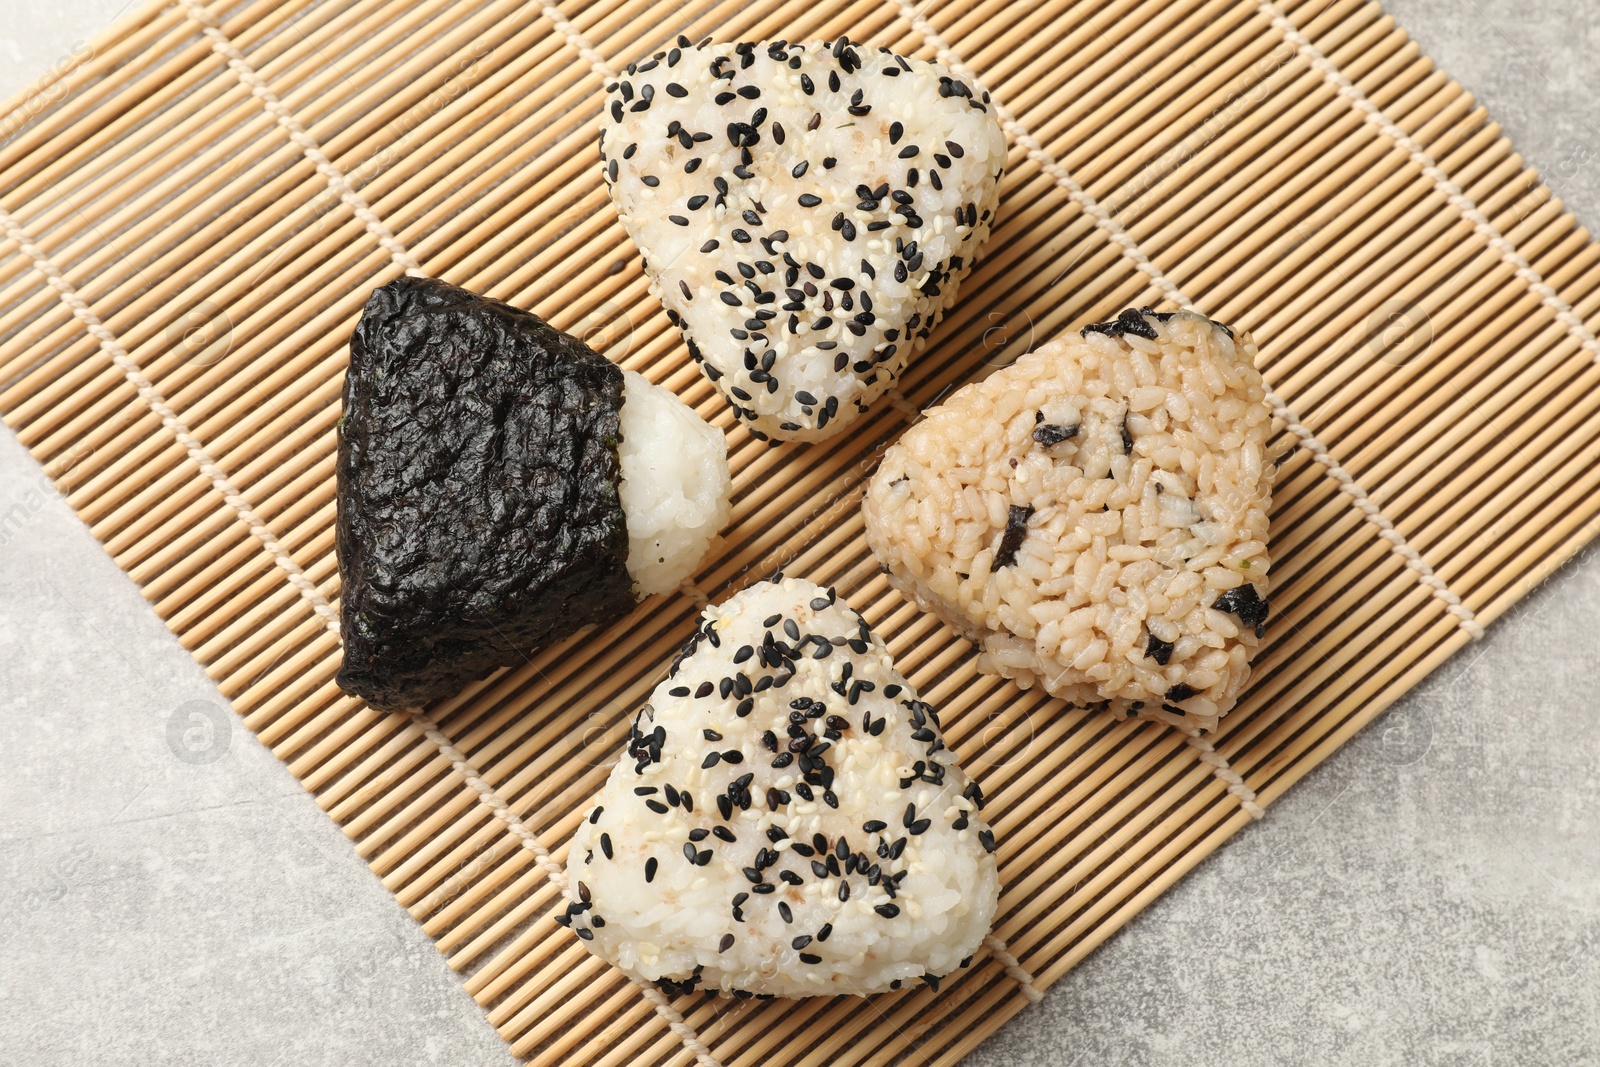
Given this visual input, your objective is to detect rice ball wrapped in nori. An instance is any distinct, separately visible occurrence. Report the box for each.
[565,576,1000,997]
[599,37,1007,442]
[863,309,1274,732]
[336,277,730,710]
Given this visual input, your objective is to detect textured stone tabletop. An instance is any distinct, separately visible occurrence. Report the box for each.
[2,1,1596,1064]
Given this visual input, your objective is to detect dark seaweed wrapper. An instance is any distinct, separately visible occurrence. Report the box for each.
[336,277,634,709]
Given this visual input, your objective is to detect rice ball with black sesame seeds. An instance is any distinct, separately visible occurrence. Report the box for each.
[564,575,1000,997]
[599,37,1007,443]
[863,309,1274,733]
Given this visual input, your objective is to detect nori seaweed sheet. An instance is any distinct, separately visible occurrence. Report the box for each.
[336,277,634,709]
[991,504,1035,570]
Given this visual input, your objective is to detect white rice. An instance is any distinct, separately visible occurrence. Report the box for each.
[600,38,1007,442]
[617,370,732,597]
[863,310,1275,732]
[565,576,999,997]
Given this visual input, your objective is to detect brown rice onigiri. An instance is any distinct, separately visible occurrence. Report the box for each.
[862,308,1274,732]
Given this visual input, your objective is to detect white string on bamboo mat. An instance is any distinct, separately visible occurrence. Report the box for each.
[888,0,1484,646]
[174,0,425,278]
[0,201,722,1067]
[1258,0,1600,367]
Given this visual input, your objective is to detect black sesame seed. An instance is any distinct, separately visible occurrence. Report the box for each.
[898,145,919,158]
[600,834,613,859]
[719,933,735,952]
[645,799,669,814]
[645,857,658,882]
[874,903,900,918]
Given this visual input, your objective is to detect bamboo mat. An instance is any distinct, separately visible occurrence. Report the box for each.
[3,0,1598,1061]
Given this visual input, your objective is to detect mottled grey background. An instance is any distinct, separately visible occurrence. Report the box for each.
[1,1,1596,1064]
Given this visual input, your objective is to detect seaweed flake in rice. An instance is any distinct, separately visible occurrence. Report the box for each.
[599,38,1007,443]
[565,576,1000,997]
[862,309,1274,732]
[336,278,730,710]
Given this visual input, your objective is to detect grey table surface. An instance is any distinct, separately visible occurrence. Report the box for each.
[1,1,1596,1064]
